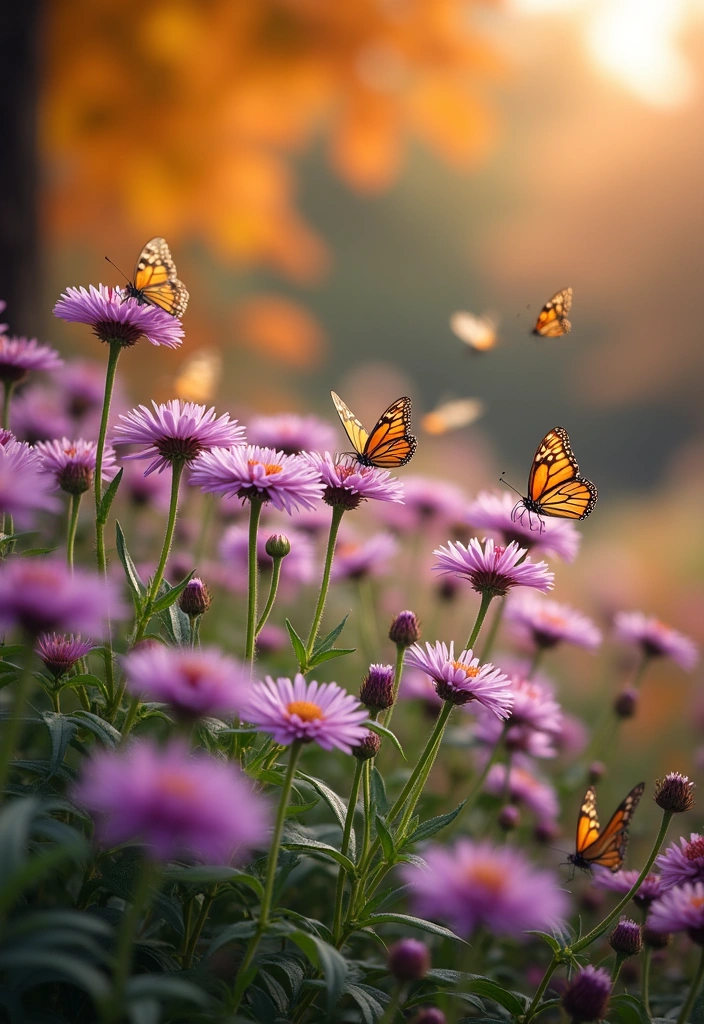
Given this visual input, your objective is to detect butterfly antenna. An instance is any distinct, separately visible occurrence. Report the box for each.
[104,256,131,285]
[499,471,523,499]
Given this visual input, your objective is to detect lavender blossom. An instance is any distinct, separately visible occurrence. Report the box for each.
[433,538,554,597]
[54,284,184,349]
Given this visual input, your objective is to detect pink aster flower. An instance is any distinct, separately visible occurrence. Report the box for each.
[36,437,118,495]
[248,413,337,455]
[506,595,602,652]
[401,838,569,939]
[219,523,315,593]
[123,644,248,720]
[113,400,244,475]
[400,668,444,715]
[191,445,324,515]
[657,833,704,890]
[376,475,466,532]
[0,437,59,523]
[10,385,73,444]
[121,459,173,510]
[433,538,554,597]
[54,284,184,349]
[614,612,698,671]
[484,764,560,822]
[466,491,581,562]
[57,360,107,421]
[331,532,399,581]
[74,739,270,864]
[647,881,704,939]
[244,674,369,753]
[474,676,563,756]
[35,633,96,679]
[304,452,404,509]
[405,641,513,718]
[591,867,663,908]
[0,557,126,636]
[0,335,63,385]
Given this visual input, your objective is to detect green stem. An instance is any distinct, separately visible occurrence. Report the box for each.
[466,591,494,651]
[50,688,61,713]
[676,944,704,1024]
[332,757,364,944]
[193,494,214,564]
[232,742,302,1012]
[0,653,31,805]
[255,558,282,636]
[641,946,652,1017]
[479,595,506,661]
[361,760,373,862]
[120,695,140,746]
[184,886,218,963]
[304,504,345,665]
[527,646,544,679]
[356,576,380,662]
[524,960,561,1023]
[378,987,404,1024]
[102,857,155,1023]
[2,380,16,432]
[66,493,82,571]
[611,952,627,983]
[244,497,264,670]
[380,644,405,732]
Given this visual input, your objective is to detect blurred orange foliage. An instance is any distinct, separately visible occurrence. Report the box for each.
[42,0,502,281]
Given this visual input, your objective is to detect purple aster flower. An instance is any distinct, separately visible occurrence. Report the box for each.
[561,966,611,1022]
[400,668,444,715]
[389,610,421,647]
[244,674,369,754]
[484,764,559,822]
[614,611,698,671]
[657,833,704,890]
[647,881,704,942]
[376,475,466,532]
[255,623,288,654]
[191,445,324,514]
[304,452,404,509]
[56,360,107,421]
[433,538,554,597]
[219,523,314,593]
[121,459,173,510]
[506,595,602,652]
[655,772,695,813]
[401,838,569,939]
[609,917,643,956]
[466,491,581,562]
[35,633,96,679]
[248,413,337,455]
[474,710,558,759]
[0,557,126,636]
[123,644,248,720]
[405,641,513,717]
[36,437,118,494]
[53,284,184,349]
[0,437,59,523]
[331,532,399,581]
[10,385,73,444]
[0,335,63,385]
[74,738,270,864]
[591,867,663,909]
[113,400,244,475]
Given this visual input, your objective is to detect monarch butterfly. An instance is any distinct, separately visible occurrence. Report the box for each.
[421,398,485,435]
[510,426,597,527]
[331,391,417,468]
[124,237,189,318]
[532,287,572,337]
[450,311,498,352]
[568,783,645,872]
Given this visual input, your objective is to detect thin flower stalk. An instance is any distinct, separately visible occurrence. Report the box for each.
[467,591,495,651]
[255,554,283,636]
[676,946,704,1024]
[100,857,156,1024]
[66,493,81,570]
[332,757,365,944]
[245,496,264,668]
[303,503,345,667]
[479,595,506,661]
[380,644,405,732]
[641,947,652,1017]
[0,653,32,805]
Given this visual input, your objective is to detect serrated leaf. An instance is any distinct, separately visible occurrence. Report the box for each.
[357,913,466,942]
[295,772,349,834]
[116,521,146,602]
[345,982,388,1024]
[151,571,195,616]
[369,767,389,817]
[281,838,356,874]
[285,619,307,668]
[311,615,349,657]
[97,467,123,524]
[374,815,395,862]
[41,712,78,777]
[161,601,191,646]
[288,931,347,1015]
[364,719,405,758]
[307,647,355,668]
[402,801,466,847]
[69,711,121,748]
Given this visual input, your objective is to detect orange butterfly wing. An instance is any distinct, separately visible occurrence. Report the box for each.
[532,287,572,338]
[127,237,189,318]
[570,783,645,872]
[523,427,597,521]
[331,392,417,469]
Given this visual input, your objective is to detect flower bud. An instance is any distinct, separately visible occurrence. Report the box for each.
[613,688,638,719]
[608,917,643,957]
[265,533,291,559]
[409,1010,445,1024]
[655,772,695,813]
[498,804,520,831]
[352,730,381,761]
[588,761,606,784]
[360,663,395,711]
[179,578,211,618]
[561,966,611,1022]
[643,926,671,950]
[323,485,362,511]
[387,938,430,981]
[389,610,421,647]
[534,820,560,845]
[58,463,94,495]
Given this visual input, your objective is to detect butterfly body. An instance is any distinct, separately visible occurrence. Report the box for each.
[532,287,572,337]
[512,426,597,526]
[125,237,189,318]
[331,391,417,469]
[569,783,645,873]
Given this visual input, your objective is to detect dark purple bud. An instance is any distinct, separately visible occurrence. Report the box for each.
[360,663,395,711]
[613,688,638,718]
[608,918,643,957]
[498,805,520,831]
[561,966,611,1022]
[388,610,421,647]
[352,731,381,761]
[179,578,211,618]
[387,938,431,981]
[655,772,695,813]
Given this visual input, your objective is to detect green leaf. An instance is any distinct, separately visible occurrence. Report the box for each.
[357,912,466,942]
[369,767,389,817]
[151,571,195,616]
[68,711,121,748]
[464,978,526,1016]
[41,712,78,777]
[0,949,110,1002]
[295,772,350,836]
[0,837,87,916]
[374,815,395,862]
[288,931,347,1015]
[97,467,123,524]
[18,546,57,556]
[402,801,466,847]
[526,929,563,953]
[311,614,349,657]
[281,838,356,874]
[307,647,355,668]
[207,920,259,954]
[0,798,41,878]
[345,982,388,1024]
[285,619,307,668]
[116,521,147,602]
[125,975,209,1005]
[161,601,191,646]
[609,994,652,1024]
[364,719,405,758]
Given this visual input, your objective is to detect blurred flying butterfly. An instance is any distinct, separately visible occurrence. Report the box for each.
[124,237,189,318]
[568,783,645,873]
[507,426,597,528]
[450,311,498,352]
[331,391,417,468]
[421,398,485,435]
[532,287,572,337]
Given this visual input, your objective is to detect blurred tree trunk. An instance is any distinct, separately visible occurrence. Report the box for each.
[0,2,41,337]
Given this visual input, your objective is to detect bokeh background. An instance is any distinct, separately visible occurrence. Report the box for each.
[2,0,703,794]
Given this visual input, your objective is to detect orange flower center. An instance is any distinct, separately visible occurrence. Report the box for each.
[248,459,283,475]
[541,613,566,628]
[466,863,505,894]
[287,700,324,722]
[692,896,704,909]
[160,773,197,798]
[450,661,480,678]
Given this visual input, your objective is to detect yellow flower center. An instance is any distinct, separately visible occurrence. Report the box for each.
[248,459,283,475]
[466,863,505,894]
[450,661,480,678]
[287,700,324,722]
